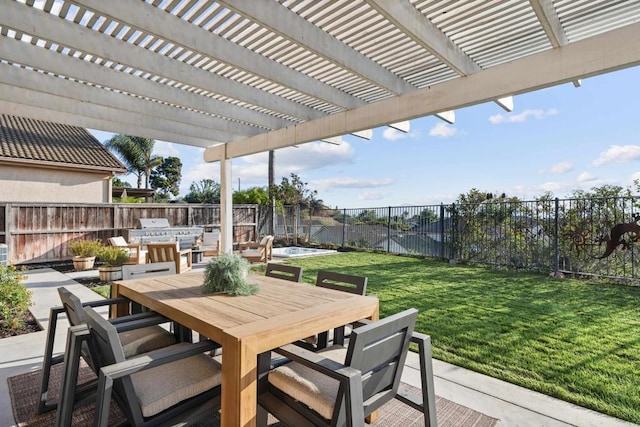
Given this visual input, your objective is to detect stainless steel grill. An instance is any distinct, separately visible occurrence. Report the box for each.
[125,219,203,249]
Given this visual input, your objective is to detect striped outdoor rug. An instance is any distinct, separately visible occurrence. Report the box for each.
[8,361,498,426]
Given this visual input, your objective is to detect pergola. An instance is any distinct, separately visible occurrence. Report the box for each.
[2,0,640,251]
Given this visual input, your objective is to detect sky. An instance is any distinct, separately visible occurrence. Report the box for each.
[89,65,640,209]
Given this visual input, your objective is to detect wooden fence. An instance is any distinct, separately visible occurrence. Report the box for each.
[0,203,258,264]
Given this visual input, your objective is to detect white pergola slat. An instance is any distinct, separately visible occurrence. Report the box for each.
[1,0,640,258]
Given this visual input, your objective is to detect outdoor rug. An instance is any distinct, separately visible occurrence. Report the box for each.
[8,362,498,426]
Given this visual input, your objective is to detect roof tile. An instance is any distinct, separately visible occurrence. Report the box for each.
[0,114,126,172]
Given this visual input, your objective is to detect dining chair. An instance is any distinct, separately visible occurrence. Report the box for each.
[265,263,303,282]
[146,242,192,273]
[259,308,437,427]
[83,306,223,427]
[239,235,274,263]
[108,236,144,265]
[38,287,176,414]
[301,271,368,350]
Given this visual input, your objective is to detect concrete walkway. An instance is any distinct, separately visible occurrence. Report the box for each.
[0,265,636,427]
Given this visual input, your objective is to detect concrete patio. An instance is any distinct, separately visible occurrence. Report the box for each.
[0,261,635,427]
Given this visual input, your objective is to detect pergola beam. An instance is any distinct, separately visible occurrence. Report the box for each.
[0,102,218,148]
[205,21,640,161]
[0,62,250,142]
[0,34,287,131]
[219,0,416,96]
[70,0,364,111]
[365,0,480,75]
[3,1,323,121]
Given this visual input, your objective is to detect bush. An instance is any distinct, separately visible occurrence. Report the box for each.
[69,239,103,257]
[202,253,259,296]
[98,246,129,267]
[0,265,32,329]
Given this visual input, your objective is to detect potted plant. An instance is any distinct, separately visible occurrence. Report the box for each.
[69,240,103,270]
[97,246,130,281]
[202,253,259,296]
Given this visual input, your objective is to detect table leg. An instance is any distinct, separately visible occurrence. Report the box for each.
[221,337,258,426]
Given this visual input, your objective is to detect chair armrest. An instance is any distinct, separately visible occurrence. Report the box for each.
[100,339,218,380]
[179,248,192,256]
[273,344,362,384]
[126,243,141,249]
[93,339,219,427]
[82,297,131,309]
[112,314,171,332]
[239,242,260,251]
[270,344,365,425]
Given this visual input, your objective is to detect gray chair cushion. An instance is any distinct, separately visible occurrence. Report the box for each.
[131,344,222,417]
[120,326,176,359]
[268,346,347,419]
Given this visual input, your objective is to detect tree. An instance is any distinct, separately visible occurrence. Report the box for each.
[112,177,131,188]
[272,173,317,244]
[104,134,161,189]
[184,179,221,204]
[233,187,270,205]
[150,156,182,200]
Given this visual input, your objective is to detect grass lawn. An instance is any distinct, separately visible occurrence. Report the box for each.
[277,251,640,424]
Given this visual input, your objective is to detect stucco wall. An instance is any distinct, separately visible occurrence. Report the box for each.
[0,165,112,203]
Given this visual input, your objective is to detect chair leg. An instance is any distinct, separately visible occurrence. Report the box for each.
[55,325,92,427]
[37,307,65,413]
[417,335,438,427]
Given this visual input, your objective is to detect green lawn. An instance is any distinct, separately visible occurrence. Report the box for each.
[278,252,640,424]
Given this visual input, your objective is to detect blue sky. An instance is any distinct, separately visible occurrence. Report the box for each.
[90,65,640,209]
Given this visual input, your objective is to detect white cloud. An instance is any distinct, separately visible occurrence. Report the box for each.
[312,177,395,192]
[577,172,597,183]
[382,128,408,141]
[549,161,573,174]
[429,123,458,137]
[631,171,640,182]
[592,145,640,166]
[358,191,387,201]
[154,141,183,157]
[489,108,558,124]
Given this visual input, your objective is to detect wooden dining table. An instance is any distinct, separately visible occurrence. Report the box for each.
[111,271,379,427]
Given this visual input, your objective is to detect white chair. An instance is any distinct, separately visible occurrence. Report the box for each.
[201,231,220,256]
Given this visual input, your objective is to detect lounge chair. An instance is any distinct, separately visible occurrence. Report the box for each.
[108,236,145,265]
[201,231,221,256]
[239,235,274,263]
[146,242,192,273]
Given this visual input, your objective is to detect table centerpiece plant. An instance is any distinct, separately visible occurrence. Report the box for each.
[202,252,259,296]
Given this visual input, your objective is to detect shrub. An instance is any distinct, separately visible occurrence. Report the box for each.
[98,246,129,267]
[69,240,103,257]
[0,264,32,329]
[202,253,259,296]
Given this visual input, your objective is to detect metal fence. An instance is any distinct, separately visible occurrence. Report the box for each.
[260,196,640,282]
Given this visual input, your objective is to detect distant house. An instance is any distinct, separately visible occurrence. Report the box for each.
[0,115,126,203]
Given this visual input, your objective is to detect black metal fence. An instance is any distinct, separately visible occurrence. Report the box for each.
[260,196,640,282]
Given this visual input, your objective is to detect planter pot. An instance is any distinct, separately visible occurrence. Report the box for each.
[99,266,123,282]
[72,256,96,271]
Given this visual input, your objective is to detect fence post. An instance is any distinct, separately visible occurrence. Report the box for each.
[450,203,456,262]
[554,198,560,276]
[387,206,392,253]
[440,204,445,259]
[4,203,10,264]
[342,209,347,249]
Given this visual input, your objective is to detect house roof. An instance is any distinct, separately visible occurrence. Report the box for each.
[0,114,126,174]
[0,1,639,161]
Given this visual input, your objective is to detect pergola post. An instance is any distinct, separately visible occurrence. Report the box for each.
[220,150,233,254]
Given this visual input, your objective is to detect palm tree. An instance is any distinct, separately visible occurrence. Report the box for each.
[105,135,162,189]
